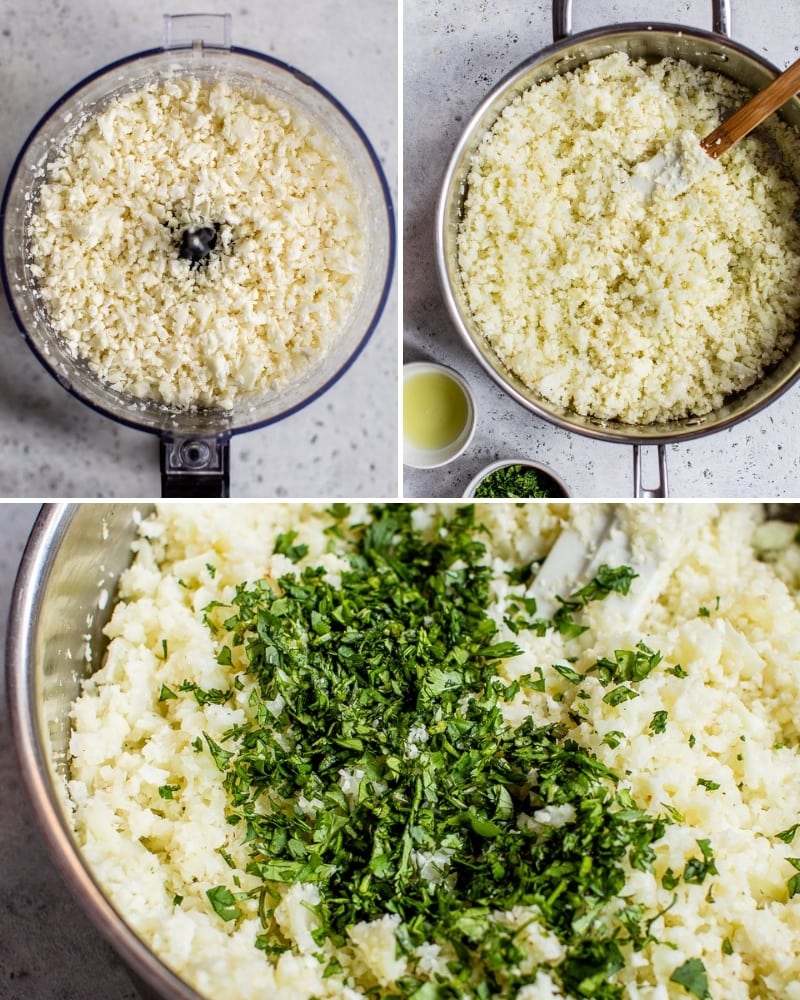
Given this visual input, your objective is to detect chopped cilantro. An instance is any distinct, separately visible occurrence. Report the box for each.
[603,685,639,707]
[530,666,546,692]
[649,710,668,735]
[473,464,556,498]
[697,778,720,791]
[684,840,718,885]
[158,683,177,702]
[670,957,711,998]
[193,505,670,998]
[506,564,638,640]
[777,823,800,844]
[570,564,639,604]
[204,732,234,772]
[786,858,800,898]
[552,566,639,639]
[661,868,680,890]
[506,561,537,587]
[206,885,241,922]
[158,784,180,800]
[273,530,309,563]
[323,956,344,979]
[325,503,351,520]
[553,662,583,684]
[589,643,662,687]
[178,680,232,707]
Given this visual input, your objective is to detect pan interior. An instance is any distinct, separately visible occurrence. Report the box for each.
[439,24,800,444]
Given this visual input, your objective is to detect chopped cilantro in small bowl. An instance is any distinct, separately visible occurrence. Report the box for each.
[464,459,570,499]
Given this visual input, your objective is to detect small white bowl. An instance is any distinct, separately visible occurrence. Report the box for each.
[403,361,476,469]
[463,459,571,498]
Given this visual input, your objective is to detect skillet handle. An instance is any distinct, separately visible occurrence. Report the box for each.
[160,435,230,498]
[632,444,669,499]
[552,0,731,41]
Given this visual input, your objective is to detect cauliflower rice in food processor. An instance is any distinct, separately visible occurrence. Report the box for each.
[456,53,800,425]
[67,501,800,1000]
[29,78,366,409]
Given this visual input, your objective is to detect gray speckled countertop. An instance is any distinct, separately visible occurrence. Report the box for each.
[403,0,800,498]
[0,0,398,499]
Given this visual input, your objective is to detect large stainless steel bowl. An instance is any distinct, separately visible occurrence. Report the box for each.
[436,0,800,496]
[5,503,203,1000]
[1,14,395,497]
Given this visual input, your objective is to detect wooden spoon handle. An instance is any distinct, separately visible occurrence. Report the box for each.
[700,56,800,159]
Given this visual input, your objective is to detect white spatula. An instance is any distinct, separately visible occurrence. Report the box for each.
[528,506,709,627]
[631,55,800,199]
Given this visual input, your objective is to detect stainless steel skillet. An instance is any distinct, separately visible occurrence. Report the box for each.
[436,0,800,497]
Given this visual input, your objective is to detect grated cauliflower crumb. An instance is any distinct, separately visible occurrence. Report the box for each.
[457,52,800,424]
[30,77,365,410]
[66,502,800,999]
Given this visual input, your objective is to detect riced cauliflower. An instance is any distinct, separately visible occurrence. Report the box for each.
[67,502,800,999]
[457,53,800,424]
[29,77,365,409]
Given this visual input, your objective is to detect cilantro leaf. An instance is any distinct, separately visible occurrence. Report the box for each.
[649,710,668,734]
[203,732,233,772]
[553,662,583,684]
[206,885,241,922]
[273,531,309,563]
[603,685,639,707]
[670,957,710,998]
[178,680,232,706]
[570,564,639,603]
[786,858,800,898]
[684,840,718,885]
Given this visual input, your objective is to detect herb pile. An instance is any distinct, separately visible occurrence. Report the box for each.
[473,464,564,499]
[183,505,704,998]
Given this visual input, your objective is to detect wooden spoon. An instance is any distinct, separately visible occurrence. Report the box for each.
[701,55,800,159]
[631,55,800,198]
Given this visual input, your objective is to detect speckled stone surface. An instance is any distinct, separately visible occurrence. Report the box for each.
[403,0,800,498]
[0,0,398,499]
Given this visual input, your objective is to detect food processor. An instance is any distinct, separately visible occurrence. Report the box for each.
[1,13,395,497]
